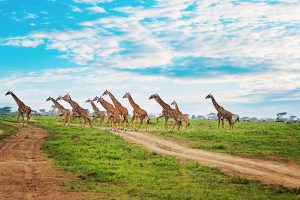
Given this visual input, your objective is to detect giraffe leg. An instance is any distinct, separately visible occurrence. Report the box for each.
[105,116,110,131]
[130,113,136,131]
[64,114,68,126]
[217,116,221,131]
[137,117,143,131]
[221,118,225,129]
[91,116,96,126]
[135,116,139,131]
[173,119,180,132]
[87,117,92,128]
[171,120,176,132]
[54,115,61,123]
[145,117,149,132]
[21,113,25,126]
[164,117,169,132]
[25,113,30,126]
[17,113,22,125]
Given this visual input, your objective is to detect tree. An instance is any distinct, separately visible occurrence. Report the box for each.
[0,107,11,115]
[206,113,217,120]
[39,109,46,116]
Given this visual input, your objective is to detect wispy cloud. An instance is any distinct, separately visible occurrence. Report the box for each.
[71,5,83,12]
[24,13,38,19]
[87,6,106,13]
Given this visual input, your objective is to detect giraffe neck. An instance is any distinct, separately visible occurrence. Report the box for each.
[127,95,139,108]
[65,98,79,110]
[174,102,180,112]
[99,98,114,111]
[10,92,23,107]
[211,96,222,112]
[90,101,100,112]
[50,97,64,109]
[155,95,169,109]
[108,92,122,107]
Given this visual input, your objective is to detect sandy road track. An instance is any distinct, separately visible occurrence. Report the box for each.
[108,128,300,188]
[0,122,101,200]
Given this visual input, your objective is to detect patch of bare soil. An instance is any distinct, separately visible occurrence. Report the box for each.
[0,122,103,200]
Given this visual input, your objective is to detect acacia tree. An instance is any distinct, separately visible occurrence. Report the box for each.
[0,107,11,115]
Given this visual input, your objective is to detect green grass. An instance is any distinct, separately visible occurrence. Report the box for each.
[0,115,299,199]
[0,121,18,141]
[147,119,300,164]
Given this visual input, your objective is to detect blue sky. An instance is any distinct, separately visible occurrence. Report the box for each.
[0,0,300,118]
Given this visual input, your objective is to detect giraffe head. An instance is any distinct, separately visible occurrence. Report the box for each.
[206,94,213,99]
[171,100,176,105]
[149,93,158,100]
[56,96,63,101]
[92,96,98,101]
[46,97,52,101]
[86,98,92,103]
[62,93,72,101]
[5,90,12,96]
[102,89,109,96]
[123,92,130,99]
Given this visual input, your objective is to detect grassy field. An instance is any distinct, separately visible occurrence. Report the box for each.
[147,119,300,164]
[0,115,299,199]
[0,121,18,141]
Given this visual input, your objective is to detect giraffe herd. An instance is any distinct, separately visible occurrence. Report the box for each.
[5,90,238,132]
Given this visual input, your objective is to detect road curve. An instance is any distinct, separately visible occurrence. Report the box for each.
[108,128,300,188]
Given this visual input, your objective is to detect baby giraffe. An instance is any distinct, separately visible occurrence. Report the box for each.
[171,100,190,130]
[46,96,71,126]
[5,91,31,126]
[86,98,105,126]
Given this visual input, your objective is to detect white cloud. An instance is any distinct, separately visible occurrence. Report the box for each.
[71,6,83,12]
[24,13,38,19]
[87,6,106,13]
[73,0,113,4]
[0,37,43,47]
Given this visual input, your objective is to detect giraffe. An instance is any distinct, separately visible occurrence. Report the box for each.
[102,90,128,129]
[59,94,91,128]
[46,96,70,125]
[56,96,81,124]
[93,96,121,130]
[5,91,31,126]
[205,94,236,131]
[149,94,181,132]
[171,100,190,130]
[86,98,105,126]
[123,93,150,131]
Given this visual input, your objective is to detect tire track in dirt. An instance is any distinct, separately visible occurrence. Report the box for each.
[107,128,300,188]
[0,122,103,200]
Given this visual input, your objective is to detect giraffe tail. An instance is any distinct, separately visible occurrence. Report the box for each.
[147,118,151,124]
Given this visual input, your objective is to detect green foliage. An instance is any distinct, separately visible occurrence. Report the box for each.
[0,116,299,199]
[0,122,18,141]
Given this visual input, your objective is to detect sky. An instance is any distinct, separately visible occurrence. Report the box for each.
[0,0,300,118]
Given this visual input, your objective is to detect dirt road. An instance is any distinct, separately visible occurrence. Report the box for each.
[0,123,101,200]
[109,128,300,188]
